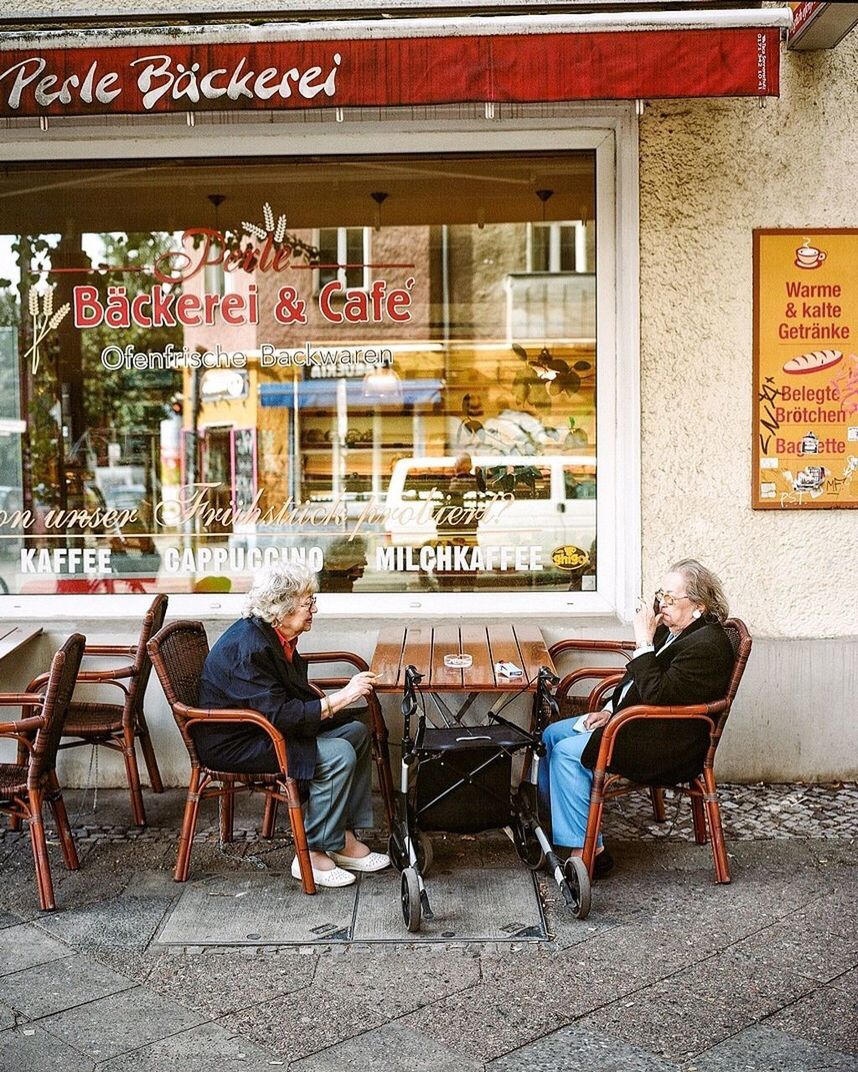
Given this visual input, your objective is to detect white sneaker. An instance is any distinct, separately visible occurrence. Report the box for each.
[328,850,391,873]
[291,853,355,888]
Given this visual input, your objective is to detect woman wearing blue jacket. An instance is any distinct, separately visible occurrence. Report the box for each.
[198,563,390,888]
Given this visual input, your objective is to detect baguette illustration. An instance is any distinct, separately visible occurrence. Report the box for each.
[783,350,843,375]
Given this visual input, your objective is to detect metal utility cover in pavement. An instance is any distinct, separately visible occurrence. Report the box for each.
[155,874,357,946]
[154,867,545,946]
[353,866,546,943]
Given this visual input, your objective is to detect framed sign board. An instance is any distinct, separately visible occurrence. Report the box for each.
[753,229,858,509]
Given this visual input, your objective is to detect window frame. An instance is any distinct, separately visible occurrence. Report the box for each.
[0,109,640,622]
[313,225,372,293]
[526,220,589,274]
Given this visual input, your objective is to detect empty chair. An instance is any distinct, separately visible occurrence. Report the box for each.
[55,595,167,826]
[0,633,86,911]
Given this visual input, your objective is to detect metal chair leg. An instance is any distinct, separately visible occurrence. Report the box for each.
[702,768,731,883]
[175,769,202,882]
[261,796,278,838]
[691,786,708,845]
[284,780,316,895]
[582,768,606,879]
[650,787,667,822]
[47,773,79,870]
[220,783,235,843]
[9,739,28,831]
[28,790,56,911]
[137,714,164,794]
[121,733,147,827]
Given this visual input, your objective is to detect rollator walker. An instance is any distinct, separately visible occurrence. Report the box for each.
[388,663,591,931]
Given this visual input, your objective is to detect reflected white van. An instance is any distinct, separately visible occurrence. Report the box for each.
[384,455,596,563]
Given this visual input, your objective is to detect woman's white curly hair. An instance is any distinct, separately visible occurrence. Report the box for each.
[242,562,318,624]
[671,558,729,621]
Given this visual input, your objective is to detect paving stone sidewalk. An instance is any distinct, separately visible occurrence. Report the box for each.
[0,783,855,1071]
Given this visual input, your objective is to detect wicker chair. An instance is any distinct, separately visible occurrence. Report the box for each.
[45,595,167,826]
[549,619,753,883]
[0,633,86,911]
[147,620,317,893]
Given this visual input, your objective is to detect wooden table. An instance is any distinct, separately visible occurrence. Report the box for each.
[0,626,42,665]
[371,623,556,694]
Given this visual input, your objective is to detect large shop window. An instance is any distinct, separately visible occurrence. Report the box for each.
[0,153,597,598]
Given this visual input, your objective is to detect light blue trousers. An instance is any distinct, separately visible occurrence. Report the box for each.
[304,719,374,853]
[537,719,603,850]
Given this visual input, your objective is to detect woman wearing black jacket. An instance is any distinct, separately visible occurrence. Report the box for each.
[538,559,735,873]
[198,563,390,888]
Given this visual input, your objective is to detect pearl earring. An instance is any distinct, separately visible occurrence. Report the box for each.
[692,609,701,619]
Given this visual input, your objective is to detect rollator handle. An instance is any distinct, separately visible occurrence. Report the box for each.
[532,665,560,733]
[401,664,426,761]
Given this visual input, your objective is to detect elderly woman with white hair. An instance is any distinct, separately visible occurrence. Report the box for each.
[538,558,735,876]
[197,562,390,888]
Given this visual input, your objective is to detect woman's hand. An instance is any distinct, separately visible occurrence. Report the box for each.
[633,600,662,649]
[583,708,611,731]
[327,671,377,715]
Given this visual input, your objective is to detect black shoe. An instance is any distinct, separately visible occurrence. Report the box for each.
[593,849,614,878]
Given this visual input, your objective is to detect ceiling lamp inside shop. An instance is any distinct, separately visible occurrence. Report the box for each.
[0,153,595,235]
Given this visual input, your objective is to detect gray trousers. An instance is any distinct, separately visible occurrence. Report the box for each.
[304,718,374,852]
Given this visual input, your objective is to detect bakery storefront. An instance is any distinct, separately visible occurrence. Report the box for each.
[0,9,786,628]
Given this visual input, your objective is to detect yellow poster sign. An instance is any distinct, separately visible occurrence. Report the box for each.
[753,229,858,509]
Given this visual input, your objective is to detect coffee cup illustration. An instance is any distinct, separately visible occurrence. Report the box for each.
[795,241,827,269]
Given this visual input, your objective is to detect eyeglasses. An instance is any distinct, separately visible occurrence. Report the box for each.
[299,597,318,610]
[654,589,689,606]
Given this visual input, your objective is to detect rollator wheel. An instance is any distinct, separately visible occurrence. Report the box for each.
[563,856,592,920]
[417,832,434,876]
[512,817,545,871]
[388,831,434,876]
[401,867,422,932]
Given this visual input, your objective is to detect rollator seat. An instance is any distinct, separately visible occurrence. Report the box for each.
[414,724,530,833]
[419,725,531,752]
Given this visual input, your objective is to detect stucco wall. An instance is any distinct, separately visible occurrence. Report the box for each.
[638,34,858,639]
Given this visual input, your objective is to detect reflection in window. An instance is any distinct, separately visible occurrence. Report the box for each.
[527,221,590,273]
[0,153,598,597]
[316,227,371,290]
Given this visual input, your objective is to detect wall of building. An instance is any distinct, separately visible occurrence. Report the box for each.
[0,31,855,788]
[637,32,858,639]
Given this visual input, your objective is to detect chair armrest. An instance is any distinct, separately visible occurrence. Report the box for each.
[25,671,52,693]
[0,714,45,738]
[548,638,635,661]
[84,644,137,657]
[308,677,349,690]
[307,678,389,740]
[588,674,627,712]
[0,694,44,708]
[28,667,133,699]
[76,667,134,682]
[303,651,369,672]
[593,701,728,770]
[178,705,290,775]
[73,669,133,698]
[556,668,625,708]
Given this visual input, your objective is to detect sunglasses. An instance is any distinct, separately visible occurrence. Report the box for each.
[654,589,690,607]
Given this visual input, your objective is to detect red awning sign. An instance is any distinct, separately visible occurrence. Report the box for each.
[0,28,780,118]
